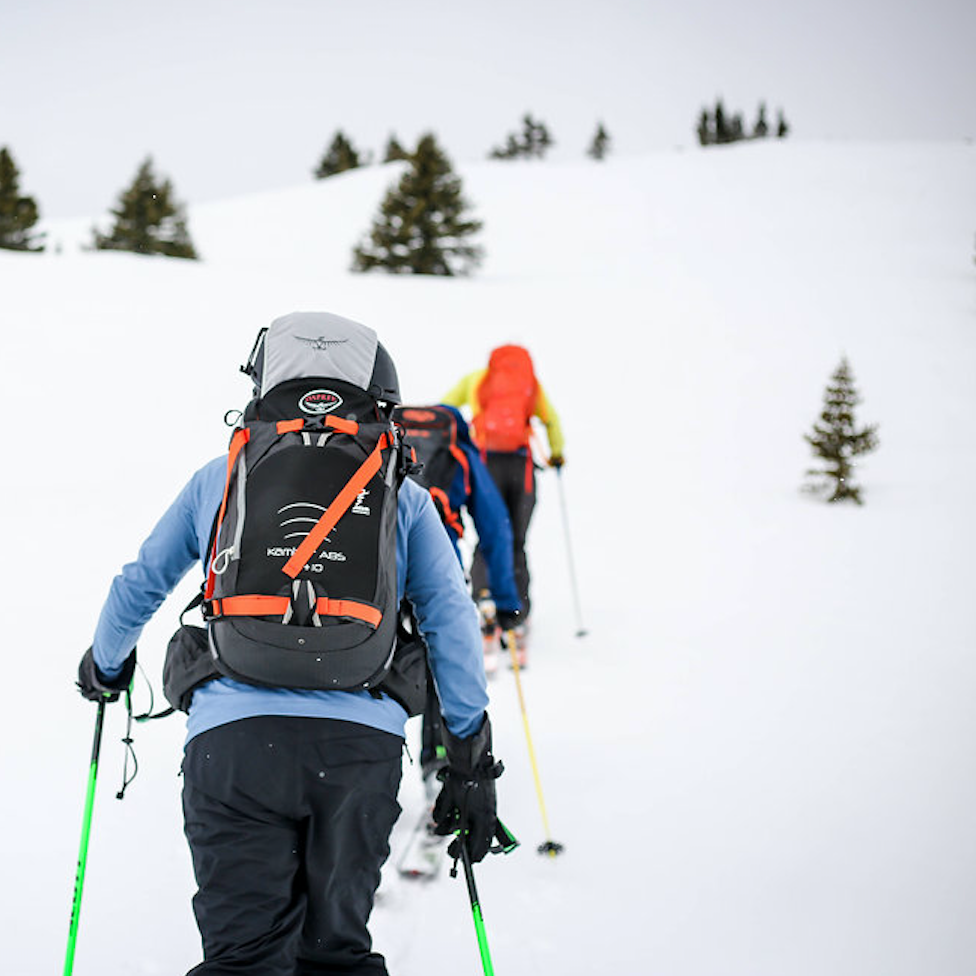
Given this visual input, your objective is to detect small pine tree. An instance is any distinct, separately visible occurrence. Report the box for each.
[530,116,554,158]
[352,133,483,276]
[489,134,522,160]
[777,109,790,138]
[586,121,611,160]
[696,108,714,147]
[382,133,409,163]
[92,157,197,259]
[0,146,45,252]
[314,130,365,178]
[803,357,879,504]
[714,99,730,144]
[753,102,769,138]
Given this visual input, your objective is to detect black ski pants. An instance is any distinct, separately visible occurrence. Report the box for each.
[181,716,403,976]
[471,450,536,618]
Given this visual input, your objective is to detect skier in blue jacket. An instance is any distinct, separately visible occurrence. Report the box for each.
[432,404,521,616]
[395,402,522,781]
[76,312,504,976]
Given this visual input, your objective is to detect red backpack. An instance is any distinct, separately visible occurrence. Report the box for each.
[473,345,539,453]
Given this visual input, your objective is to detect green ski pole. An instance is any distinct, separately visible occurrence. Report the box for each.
[64,699,106,976]
[458,841,495,976]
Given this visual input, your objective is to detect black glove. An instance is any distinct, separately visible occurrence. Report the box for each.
[432,714,503,863]
[77,647,136,703]
[549,454,564,469]
[496,608,521,633]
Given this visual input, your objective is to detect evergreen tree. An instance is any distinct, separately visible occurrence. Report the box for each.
[714,99,731,144]
[92,157,197,259]
[488,113,554,160]
[753,102,769,138]
[587,121,611,160]
[803,357,879,504]
[0,146,45,252]
[489,133,522,160]
[352,132,483,276]
[314,130,365,178]
[382,133,409,163]
[530,115,554,158]
[777,109,790,138]
[696,108,714,147]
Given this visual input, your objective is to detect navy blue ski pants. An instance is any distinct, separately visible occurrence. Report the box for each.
[181,716,403,976]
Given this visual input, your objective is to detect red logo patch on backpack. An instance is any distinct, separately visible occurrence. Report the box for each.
[473,345,538,453]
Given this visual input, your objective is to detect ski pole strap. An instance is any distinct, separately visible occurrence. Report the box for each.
[491,819,520,855]
[115,690,139,800]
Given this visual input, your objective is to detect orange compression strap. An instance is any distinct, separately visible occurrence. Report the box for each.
[449,443,471,497]
[211,595,290,616]
[315,598,382,628]
[326,415,359,435]
[204,427,251,600]
[211,595,381,628]
[429,487,464,539]
[281,436,388,578]
[277,416,359,436]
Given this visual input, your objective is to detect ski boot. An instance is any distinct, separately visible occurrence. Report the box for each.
[506,621,529,669]
[477,591,500,676]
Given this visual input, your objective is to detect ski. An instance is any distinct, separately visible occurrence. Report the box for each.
[396,804,450,880]
[478,594,500,677]
[483,627,500,676]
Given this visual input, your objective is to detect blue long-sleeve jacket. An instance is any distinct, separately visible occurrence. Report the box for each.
[92,457,488,743]
[438,405,521,614]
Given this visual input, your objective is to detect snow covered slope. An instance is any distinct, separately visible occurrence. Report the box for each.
[2,140,974,975]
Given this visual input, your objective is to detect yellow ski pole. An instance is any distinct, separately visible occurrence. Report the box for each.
[503,629,564,857]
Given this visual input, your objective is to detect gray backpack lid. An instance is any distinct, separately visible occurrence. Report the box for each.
[259,311,378,397]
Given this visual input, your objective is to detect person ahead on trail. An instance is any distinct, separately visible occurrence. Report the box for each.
[394,403,522,779]
[76,312,507,976]
[442,345,564,646]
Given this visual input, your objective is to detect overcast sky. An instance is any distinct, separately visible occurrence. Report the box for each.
[3,0,974,220]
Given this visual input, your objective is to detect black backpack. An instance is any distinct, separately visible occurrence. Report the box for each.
[394,405,471,538]
[163,377,428,716]
[202,376,406,691]
[161,312,432,717]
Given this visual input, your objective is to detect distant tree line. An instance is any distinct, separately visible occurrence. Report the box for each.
[697,99,790,147]
[0,114,619,265]
[313,116,613,176]
[3,104,795,270]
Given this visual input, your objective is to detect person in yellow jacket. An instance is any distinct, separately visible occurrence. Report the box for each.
[442,345,564,658]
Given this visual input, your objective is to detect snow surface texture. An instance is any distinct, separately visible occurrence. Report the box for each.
[2,141,974,975]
